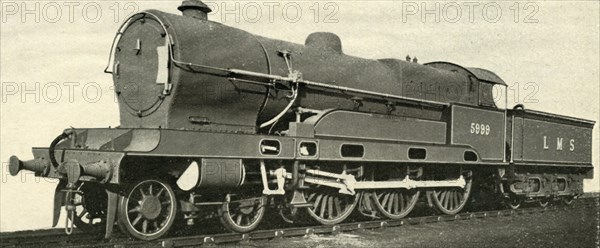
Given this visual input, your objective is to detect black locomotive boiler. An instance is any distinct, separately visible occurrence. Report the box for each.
[8,0,594,240]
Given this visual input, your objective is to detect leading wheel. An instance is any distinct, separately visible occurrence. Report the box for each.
[372,189,420,219]
[218,194,266,233]
[304,188,359,225]
[68,182,107,233]
[428,171,473,215]
[117,179,177,240]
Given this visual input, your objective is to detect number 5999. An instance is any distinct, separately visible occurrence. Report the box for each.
[470,123,490,135]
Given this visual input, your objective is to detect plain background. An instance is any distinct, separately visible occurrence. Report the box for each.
[1,0,598,232]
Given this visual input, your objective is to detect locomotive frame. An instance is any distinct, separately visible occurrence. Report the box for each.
[6,0,594,241]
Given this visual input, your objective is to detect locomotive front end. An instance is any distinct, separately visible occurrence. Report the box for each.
[108,2,273,133]
[110,11,173,128]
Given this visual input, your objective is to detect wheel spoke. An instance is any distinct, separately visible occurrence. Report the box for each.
[319,195,328,218]
[453,191,459,209]
[255,202,263,213]
[400,193,406,211]
[142,220,148,233]
[439,191,446,203]
[453,192,459,209]
[443,192,450,209]
[326,197,333,219]
[128,206,141,213]
[236,214,243,225]
[334,197,342,215]
[386,193,394,212]
[381,193,390,209]
[313,194,323,209]
[156,188,165,198]
[132,214,142,226]
[393,193,399,214]
[148,184,153,196]
[376,192,383,201]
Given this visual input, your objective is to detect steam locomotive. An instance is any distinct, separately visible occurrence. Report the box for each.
[8,0,594,241]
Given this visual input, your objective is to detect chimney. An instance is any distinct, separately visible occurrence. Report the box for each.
[178,0,212,20]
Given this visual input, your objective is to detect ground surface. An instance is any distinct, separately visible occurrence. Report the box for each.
[1,199,598,247]
[252,200,600,248]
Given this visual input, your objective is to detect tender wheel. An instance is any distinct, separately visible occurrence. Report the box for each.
[561,195,575,205]
[218,194,266,233]
[429,172,473,215]
[305,188,359,225]
[68,183,107,232]
[505,195,523,210]
[538,197,550,207]
[372,189,420,219]
[117,179,177,240]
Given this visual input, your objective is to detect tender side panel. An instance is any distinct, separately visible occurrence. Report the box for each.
[314,111,446,144]
[450,105,505,161]
[512,116,593,164]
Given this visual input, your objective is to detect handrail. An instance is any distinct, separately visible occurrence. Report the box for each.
[227,68,449,107]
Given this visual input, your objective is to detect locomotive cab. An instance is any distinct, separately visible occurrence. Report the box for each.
[424,61,507,109]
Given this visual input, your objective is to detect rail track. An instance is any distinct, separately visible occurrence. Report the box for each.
[2,196,597,248]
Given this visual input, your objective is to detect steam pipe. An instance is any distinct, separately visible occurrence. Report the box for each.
[49,130,74,168]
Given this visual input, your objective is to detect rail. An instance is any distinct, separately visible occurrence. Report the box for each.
[2,198,595,248]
